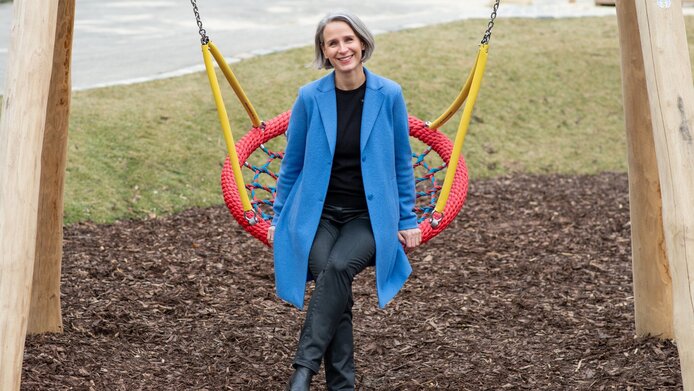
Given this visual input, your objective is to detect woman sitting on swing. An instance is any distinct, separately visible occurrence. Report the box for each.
[268,10,422,391]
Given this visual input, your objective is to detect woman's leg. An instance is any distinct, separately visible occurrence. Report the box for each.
[323,299,354,390]
[293,214,375,379]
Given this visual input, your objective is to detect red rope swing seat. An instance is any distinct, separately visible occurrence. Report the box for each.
[221,112,469,246]
[191,0,500,247]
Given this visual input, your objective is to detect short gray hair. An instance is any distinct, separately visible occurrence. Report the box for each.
[313,10,376,70]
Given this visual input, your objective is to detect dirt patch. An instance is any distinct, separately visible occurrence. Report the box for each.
[22,172,681,390]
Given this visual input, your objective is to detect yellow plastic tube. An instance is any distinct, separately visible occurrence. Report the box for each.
[434,44,489,217]
[428,52,478,130]
[208,42,263,128]
[202,43,255,222]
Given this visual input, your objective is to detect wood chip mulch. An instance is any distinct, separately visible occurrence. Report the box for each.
[21,172,682,390]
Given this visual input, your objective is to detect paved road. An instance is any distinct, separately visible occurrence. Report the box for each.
[0,0,621,94]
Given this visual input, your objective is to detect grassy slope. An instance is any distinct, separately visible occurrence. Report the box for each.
[2,16,692,223]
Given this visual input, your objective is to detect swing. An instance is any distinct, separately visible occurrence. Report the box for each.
[190,0,500,246]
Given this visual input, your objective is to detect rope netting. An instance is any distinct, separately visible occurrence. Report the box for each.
[221,111,469,246]
[412,146,445,223]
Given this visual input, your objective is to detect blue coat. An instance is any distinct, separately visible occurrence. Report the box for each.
[272,68,418,309]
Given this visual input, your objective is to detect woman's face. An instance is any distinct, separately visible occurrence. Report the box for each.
[321,21,365,74]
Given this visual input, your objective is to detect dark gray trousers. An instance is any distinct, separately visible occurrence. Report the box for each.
[293,204,375,391]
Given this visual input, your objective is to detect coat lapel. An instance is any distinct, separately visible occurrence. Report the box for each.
[361,69,385,153]
[314,69,384,156]
[316,73,337,157]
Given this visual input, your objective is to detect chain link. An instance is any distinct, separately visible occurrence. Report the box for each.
[481,0,500,45]
[190,0,210,45]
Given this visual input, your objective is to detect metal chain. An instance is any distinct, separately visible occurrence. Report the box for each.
[190,0,210,45]
[481,0,500,45]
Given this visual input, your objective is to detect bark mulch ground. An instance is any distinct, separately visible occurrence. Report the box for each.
[22,172,682,390]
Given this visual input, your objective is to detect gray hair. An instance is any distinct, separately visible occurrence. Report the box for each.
[313,10,376,70]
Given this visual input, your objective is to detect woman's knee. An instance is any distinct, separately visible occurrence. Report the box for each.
[325,252,373,278]
[324,256,352,276]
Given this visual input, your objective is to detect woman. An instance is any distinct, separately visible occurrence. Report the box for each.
[268,10,421,391]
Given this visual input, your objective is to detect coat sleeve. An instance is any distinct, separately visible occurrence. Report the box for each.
[272,89,308,226]
[392,87,418,231]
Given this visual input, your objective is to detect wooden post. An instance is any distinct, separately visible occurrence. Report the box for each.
[615,0,673,338]
[27,0,75,335]
[0,0,61,389]
[634,0,694,388]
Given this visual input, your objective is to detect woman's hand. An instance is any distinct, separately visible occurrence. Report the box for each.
[397,228,421,252]
[267,226,275,247]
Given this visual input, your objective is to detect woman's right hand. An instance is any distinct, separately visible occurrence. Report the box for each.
[267,226,275,247]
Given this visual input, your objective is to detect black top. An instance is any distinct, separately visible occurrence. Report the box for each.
[325,81,368,209]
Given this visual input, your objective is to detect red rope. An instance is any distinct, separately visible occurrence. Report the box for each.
[221,112,468,246]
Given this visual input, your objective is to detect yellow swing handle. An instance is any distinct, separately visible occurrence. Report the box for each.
[430,43,489,227]
[201,42,258,225]
[192,0,263,225]
[429,0,498,228]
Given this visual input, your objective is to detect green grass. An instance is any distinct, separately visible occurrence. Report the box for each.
[3,16,693,224]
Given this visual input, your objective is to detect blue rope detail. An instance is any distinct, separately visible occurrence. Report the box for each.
[411,147,444,223]
[242,142,445,223]
[243,144,283,221]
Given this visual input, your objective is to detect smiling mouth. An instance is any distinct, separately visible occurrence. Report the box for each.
[337,54,353,62]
